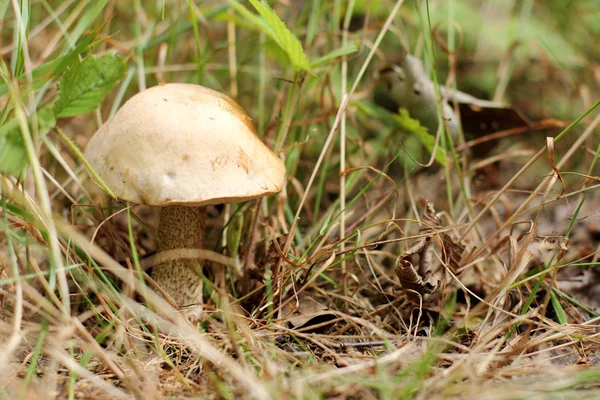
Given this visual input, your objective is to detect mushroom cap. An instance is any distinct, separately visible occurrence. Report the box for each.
[84,83,286,206]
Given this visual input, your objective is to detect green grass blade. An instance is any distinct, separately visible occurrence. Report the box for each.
[63,0,109,50]
[0,29,99,97]
[12,0,31,76]
[310,41,359,68]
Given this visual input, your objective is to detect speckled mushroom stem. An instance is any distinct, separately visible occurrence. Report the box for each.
[152,205,206,312]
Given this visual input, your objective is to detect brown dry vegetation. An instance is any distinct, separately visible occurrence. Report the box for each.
[2,0,600,399]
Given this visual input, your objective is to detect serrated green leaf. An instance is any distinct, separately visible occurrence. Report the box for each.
[0,104,56,176]
[353,100,444,165]
[246,0,313,74]
[54,54,126,118]
[393,109,447,167]
[37,105,57,134]
[352,98,398,126]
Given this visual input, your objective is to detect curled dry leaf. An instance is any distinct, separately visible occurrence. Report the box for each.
[281,294,336,331]
[396,256,431,294]
[395,200,465,304]
[396,237,439,304]
[246,234,289,282]
[238,234,289,301]
[441,232,466,272]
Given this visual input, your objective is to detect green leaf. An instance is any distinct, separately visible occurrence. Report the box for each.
[352,98,398,126]
[0,104,56,176]
[393,109,447,167]
[352,100,447,167]
[246,0,313,74]
[0,30,98,97]
[0,119,26,175]
[54,54,126,118]
[37,105,57,134]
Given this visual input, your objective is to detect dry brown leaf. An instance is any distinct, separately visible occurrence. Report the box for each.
[396,254,436,304]
[395,200,465,304]
[281,294,336,330]
[441,233,466,272]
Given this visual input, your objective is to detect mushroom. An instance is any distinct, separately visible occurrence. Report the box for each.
[84,83,286,318]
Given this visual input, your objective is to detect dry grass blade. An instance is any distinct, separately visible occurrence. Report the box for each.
[2,1,600,398]
[60,222,271,400]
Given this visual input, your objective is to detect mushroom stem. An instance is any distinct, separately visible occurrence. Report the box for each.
[152,205,205,311]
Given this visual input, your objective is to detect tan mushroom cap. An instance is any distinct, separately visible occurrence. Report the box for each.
[84,83,286,206]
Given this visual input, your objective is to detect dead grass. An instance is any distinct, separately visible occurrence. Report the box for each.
[2,0,600,399]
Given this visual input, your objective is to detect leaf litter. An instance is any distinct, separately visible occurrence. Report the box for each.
[3,1,600,399]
